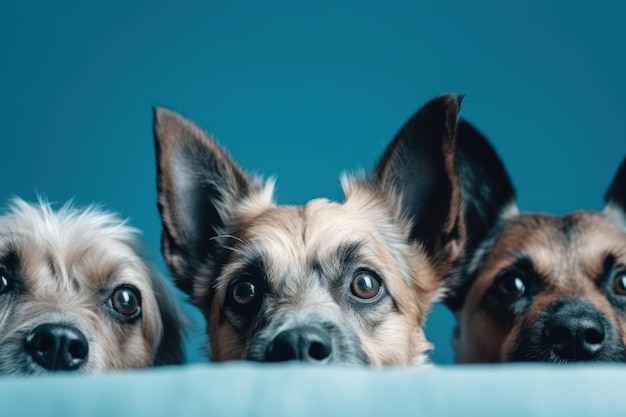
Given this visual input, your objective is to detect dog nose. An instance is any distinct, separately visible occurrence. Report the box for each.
[265,326,333,363]
[24,323,89,371]
[544,313,606,361]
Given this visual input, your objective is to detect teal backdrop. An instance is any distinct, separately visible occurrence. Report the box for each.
[1,1,624,364]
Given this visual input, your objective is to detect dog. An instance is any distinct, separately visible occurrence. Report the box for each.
[0,198,186,375]
[445,119,626,363]
[153,94,466,367]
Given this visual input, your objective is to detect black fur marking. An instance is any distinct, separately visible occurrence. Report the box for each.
[222,255,269,327]
[481,256,541,329]
[0,248,24,297]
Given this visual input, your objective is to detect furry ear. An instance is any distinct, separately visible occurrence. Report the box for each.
[456,120,517,254]
[149,270,188,366]
[372,94,464,269]
[445,119,517,310]
[153,107,269,295]
[604,157,626,225]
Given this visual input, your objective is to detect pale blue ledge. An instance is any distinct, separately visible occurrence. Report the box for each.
[2,363,625,417]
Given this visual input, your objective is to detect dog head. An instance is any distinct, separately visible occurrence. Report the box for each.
[154,94,465,367]
[0,199,186,375]
[447,120,626,363]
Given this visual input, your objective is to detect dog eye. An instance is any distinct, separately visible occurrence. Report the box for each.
[350,271,382,300]
[495,269,526,298]
[109,286,141,317]
[613,271,626,296]
[0,275,10,294]
[232,280,258,305]
[227,277,264,316]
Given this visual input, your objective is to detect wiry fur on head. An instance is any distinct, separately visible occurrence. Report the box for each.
[0,198,186,375]
[154,94,465,367]
[448,119,626,363]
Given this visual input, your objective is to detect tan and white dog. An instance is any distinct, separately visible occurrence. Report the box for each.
[153,94,466,367]
[0,199,186,375]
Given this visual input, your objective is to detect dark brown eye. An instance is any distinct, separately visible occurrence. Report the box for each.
[228,277,264,317]
[614,271,626,296]
[496,269,526,298]
[350,271,382,300]
[232,280,257,305]
[110,286,141,317]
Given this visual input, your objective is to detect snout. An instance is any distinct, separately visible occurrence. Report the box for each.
[246,317,368,365]
[265,326,332,363]
[24,323,89,371]
[543,308,606,361]
[508,299,626,362]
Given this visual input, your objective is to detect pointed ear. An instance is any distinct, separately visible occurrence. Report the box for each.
[372,94,464,268]
[153,107,268,295]
[456,119,517,253]
[604,157,626,224]
[444,119,517,310]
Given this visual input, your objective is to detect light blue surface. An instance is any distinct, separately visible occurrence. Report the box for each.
[2,363,626,417]
[1,0,625,366]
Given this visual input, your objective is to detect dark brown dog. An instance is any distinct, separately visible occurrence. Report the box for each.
[153,95,465,367]
[446,120,626,363]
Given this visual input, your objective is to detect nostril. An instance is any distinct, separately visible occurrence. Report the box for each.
[547,325,572,346]
[584,327,604,346]
[267,337,298,362]
[68,339,88,360]
[308,340,331,361]
[28,331,55,353]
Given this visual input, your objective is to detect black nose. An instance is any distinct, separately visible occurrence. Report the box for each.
[265,326,333,363]
[24,323,89,371]
[544,311,606,361]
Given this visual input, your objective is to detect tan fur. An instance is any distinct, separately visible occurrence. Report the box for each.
[154,95,465,367]
[0,199,186,375]
[201,191,440,366]
[456,211,626,362]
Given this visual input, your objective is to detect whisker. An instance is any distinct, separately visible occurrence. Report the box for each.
[210,234,246,245]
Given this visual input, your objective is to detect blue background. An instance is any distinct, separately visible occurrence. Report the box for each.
[1,0,624,364]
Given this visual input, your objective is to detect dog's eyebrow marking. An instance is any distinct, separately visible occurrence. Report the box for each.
[46,254,57,277]
[321,241,367,290]
[337,241,364,266]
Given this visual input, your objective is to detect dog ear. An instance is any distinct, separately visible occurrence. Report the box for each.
[604,157,626,225]
[153,107,269,296]
[445,119,517,310]
[372,94,464,271]
[149,271,188,366]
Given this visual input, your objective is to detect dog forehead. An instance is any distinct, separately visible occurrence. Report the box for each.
[0,206,151,295]
[230,198,421,312]
[471,212,626,302]
[240,198,387,256]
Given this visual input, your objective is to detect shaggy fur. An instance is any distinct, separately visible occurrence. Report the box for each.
[447,120,626,363]
[154,94,466,367]
[0,198,186,375]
